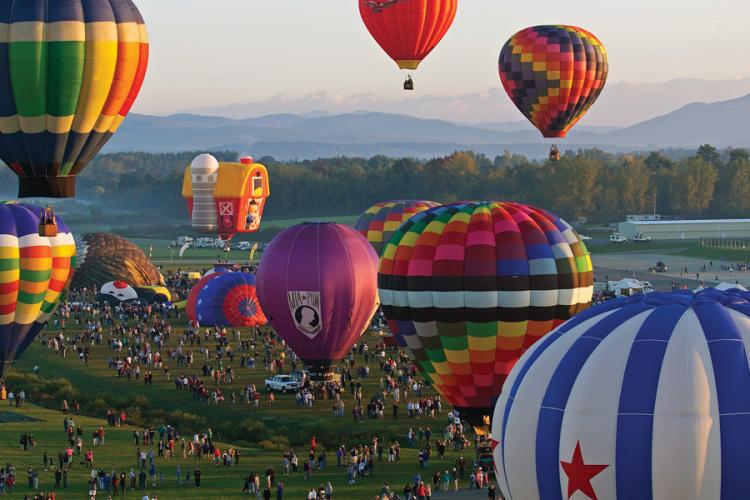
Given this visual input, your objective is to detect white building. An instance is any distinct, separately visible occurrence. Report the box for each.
[618,218,750,241]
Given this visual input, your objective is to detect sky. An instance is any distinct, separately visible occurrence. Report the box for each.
[134,0,750,123]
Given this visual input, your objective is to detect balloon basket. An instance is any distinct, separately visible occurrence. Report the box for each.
[38,223,58,238]
[455,406,493,437]
[307,364,338,383]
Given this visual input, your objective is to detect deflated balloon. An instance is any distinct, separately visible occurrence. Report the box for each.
[0,203,75,375]
[0,0,149,198]
[499,25,608,138]
[378,202,593,429]
[72,233,163,289]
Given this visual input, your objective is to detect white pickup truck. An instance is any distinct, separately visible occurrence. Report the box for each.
[265,375,301,394]
[609,232,627,243]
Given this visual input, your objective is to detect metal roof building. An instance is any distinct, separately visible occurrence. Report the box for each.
[618,219,750,241]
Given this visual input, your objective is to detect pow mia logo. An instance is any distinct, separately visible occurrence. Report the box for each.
[288,291,322,338]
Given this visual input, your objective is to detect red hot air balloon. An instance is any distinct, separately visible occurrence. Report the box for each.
[359,0,458,89]
[256,223,379,381]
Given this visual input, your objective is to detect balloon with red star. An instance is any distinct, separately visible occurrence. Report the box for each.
[492,289,750,499]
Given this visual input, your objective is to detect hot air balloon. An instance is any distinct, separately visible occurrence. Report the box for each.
[186,272,265,328]
[378,202,593,431]
[355,200,440,256]
[0,203,75,376]
[499,26,608,160]
[493,289,750,500]
[257,223,379,381]
[182,154,271,242]
[72,233,163,289]
[0,0,149,198]
[359,0,457,89]
[134,285,173,304]
[97,281,138,304]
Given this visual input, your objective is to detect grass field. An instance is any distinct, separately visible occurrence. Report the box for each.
[3,313,485,499]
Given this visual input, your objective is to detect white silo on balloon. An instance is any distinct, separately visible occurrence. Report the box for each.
[190,154,219,232]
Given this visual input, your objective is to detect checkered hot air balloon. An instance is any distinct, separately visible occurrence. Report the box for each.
[0,0,149,198]
[355,200,440,256]
[378,202,593,429]
[493,289,750,500]
[499,25,608,139]
[0,203,75,376]
[186,271,266,328]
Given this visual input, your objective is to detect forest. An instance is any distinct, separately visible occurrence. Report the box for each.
[2,144,744,224]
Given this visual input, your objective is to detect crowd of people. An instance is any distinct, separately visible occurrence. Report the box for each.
[0,269,501,499]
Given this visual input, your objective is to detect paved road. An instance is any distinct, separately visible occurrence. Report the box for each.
[592,253,750,291]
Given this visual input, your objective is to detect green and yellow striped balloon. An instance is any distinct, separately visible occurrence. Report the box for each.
[0,203,76,375]
[0,0,149,198]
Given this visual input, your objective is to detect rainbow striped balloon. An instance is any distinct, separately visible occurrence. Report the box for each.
[378,202,593,429]
[0,203,75,375]
[0,0,149,198]
[355,200,440,256]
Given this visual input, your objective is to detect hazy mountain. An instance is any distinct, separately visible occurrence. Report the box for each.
[105,93,750,160]
[185,78,750,128]
[596,93,750,148]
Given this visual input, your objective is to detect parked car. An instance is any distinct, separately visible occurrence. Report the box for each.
[609,232,627,243]
[632,232,652,243]
[649,261,668,273]
[265,375,301,393]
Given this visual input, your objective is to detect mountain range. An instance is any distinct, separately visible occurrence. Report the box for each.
[106,93,750,160]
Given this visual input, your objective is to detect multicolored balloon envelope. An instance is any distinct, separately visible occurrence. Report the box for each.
[186,272,266,328]
[378,202,593,429]
[493,289,750,500]
[0,0,149,198]
[355,200,440,256]
[0,203,76,375]
[499,25,608,138]
[256,223,379,381]
[359,0,457,70]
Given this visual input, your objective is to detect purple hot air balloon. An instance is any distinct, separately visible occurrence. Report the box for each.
[256,223,379,381]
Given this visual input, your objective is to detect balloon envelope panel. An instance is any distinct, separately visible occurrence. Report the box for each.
[0,203,75,375]
[256,223,379,373]
[378,202,593,418]
[499,25,608,139]
[493,289,750,500]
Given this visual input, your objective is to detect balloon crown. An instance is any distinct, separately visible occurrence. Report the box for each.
[618,288,750,308]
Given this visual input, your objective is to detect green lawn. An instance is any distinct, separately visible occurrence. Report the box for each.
[3,312,481,499]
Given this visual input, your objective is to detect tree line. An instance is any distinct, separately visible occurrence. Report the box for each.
[1,145,744,224]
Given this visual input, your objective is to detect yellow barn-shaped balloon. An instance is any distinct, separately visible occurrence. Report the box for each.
[182,155,270,241]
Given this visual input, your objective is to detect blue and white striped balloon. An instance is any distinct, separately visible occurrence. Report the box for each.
[492,289,750,500]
